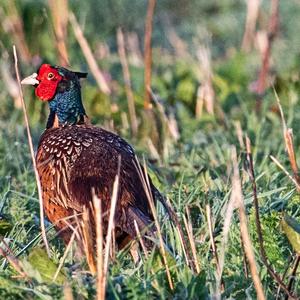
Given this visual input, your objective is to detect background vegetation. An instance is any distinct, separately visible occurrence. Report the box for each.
[1,0,300,298]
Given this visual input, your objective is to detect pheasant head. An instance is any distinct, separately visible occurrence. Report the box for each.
[21,64,88,127]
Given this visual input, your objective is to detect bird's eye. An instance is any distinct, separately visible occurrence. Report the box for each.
[47,72,54,79]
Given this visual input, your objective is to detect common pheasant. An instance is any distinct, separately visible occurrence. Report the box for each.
[21,64,160,251]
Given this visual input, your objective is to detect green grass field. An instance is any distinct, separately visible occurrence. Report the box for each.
[1,1,300,299]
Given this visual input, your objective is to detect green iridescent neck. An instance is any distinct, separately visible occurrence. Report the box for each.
[46,74,86,128]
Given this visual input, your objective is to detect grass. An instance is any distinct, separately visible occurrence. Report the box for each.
[1,94,300,298]
[1,0,300,299]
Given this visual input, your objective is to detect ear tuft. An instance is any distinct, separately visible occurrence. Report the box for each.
[75,72,88,79]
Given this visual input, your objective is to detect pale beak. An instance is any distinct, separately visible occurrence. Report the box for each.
[21,73,39,85]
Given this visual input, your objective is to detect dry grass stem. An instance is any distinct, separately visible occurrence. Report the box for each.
[175,226,189,267]
[150,89,180,142]
[196,45,215,117]
[247,138,298,299]
[167,112,180,142]
[143,161,174,290]
[63,282,74,300]
[163,18,189,58]
[134,220,148,258]
[68,12,111,95]
[234,121,245,149]
[241,0,260,52]
[53,228,76,282]
[13,46,50,256]
[126,32,143,67]
[100,157,121,299]
[270,155,300,191]
[167,28,188,58]
[184,207,200,273]
[254,0,279,95]
[206,204,220,275]
[79,208,96,274]
[142,149,194,271]
[128,242,139,264]
[274,86,287,131]
[111,225,116,261]
[92,192,104,300]
[61,217,82,241]
[240,230,249,278]
[135,157,174,290]
[116,28,138,136]
[144,0,156,109]
[0,56,22,108]
[231,147,265,300]
[217,177,237,291]
[133,220,161,291]
[48,0,69,66]
[0,238,28,278]
[163,198,193,269]
[246,136,267,258]
[285,255,300,300]
[284,129,300,187]
[3,2,31,63]
[275,256,293,299]
[147,138,160,161]
[274,89,300,188]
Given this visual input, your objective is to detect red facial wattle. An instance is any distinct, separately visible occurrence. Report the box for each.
[35,64,63,101]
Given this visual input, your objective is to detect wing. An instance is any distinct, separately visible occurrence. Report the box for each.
[67,126,154,220]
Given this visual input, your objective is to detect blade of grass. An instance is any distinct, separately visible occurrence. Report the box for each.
[68,12,111,95]
[231,147,265,300]
[144,0,156,109]
[116,28,138,137]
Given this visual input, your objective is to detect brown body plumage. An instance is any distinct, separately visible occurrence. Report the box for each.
[37,124,156,248]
